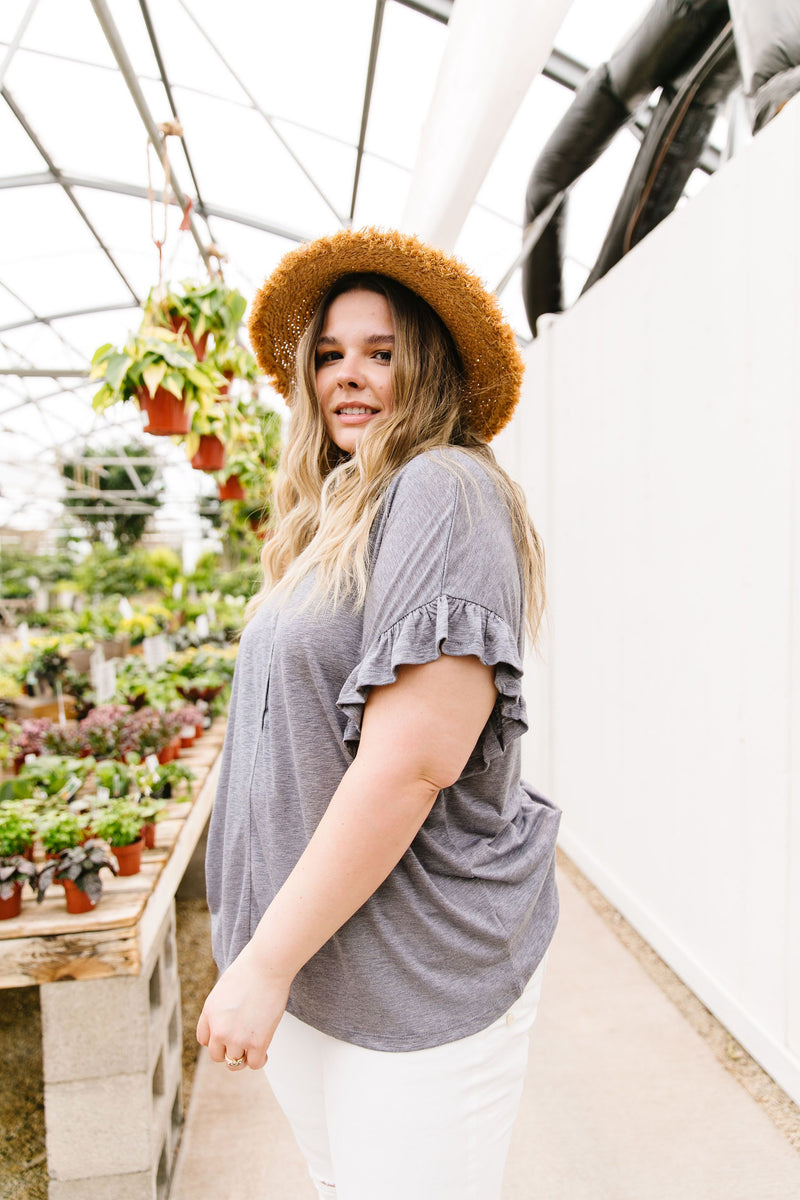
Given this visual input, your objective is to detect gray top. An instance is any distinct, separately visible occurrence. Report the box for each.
[206,448,561,1051]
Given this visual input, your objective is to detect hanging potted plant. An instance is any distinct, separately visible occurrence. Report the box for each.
[206,340,260,397]
[144,279,247,361]
[36,840,119,914]
[90,796,146,876]
[90,330,224,436]
[217,402,282,501]
[186,393,230,472]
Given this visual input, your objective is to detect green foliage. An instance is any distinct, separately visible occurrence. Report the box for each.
[0,801,37,857]
[38,807,89,853]
[0,546,77,598]
[62,442,164,551]
[145,278,247,343]
[73,545,182,598]
[90,329,224,414]
[91,796,145,847]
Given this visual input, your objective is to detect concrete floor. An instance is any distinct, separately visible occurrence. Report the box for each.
[171,868,800,1199]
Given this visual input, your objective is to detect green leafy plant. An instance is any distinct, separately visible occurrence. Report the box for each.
[0,801,37,857]
[36,840,118,904]
[90,329,224,415]
[207,340,259,383]
[91,796,145,847]
[38,807,89,854]
[145,278,247,344]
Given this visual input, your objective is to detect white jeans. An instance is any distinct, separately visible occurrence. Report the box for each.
[264,960,546,1200]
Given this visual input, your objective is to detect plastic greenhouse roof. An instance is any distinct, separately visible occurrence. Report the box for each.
[0,0,727,539]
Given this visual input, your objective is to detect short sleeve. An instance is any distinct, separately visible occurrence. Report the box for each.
[336,449,528,771]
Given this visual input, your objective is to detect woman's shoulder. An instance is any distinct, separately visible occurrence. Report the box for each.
[389,446,501,505]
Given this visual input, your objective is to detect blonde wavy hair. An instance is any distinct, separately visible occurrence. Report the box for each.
[245,274,545,641]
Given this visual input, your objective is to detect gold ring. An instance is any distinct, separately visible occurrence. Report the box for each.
[224,1052,246,1068]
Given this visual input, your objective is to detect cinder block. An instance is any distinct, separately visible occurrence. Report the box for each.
[46,1073,152,1179]
[41,974,151,1083]
[49,1169,155,1200]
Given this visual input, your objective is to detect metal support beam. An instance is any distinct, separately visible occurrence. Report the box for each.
[0,172,312,244]
[393,0,452,22]
[351,0,387,222]
[1,89,141,305]
[138,0,212,229]
[175,0,346,227]
[88,0,212,272]
[0,301,139,336]
[0,368,90,377]
[0,0,40,90]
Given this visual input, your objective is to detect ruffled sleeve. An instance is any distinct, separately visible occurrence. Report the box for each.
[335,449,529,773]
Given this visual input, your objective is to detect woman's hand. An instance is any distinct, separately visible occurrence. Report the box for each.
[196,943,291,1072]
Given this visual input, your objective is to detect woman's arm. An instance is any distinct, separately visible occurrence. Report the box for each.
[196,652,497,1069]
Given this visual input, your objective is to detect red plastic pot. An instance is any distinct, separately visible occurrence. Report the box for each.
[218,474,245,501]
[0,885,22,921]
[169,316,209,361]
[113,838,144,877]
[191,434,225,472]
[63,879,95,914]
[139,387,191,435]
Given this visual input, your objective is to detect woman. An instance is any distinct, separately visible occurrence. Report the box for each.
[198,228,561,1200]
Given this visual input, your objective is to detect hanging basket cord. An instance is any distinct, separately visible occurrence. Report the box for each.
[146,121,186,288]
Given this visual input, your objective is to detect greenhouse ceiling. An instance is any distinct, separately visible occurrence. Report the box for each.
[0,0,731,538]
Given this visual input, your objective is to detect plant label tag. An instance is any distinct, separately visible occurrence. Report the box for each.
[95,785,111,804]
[118,597,135,619]
[18,622,31,653]
[143,635,169,668]
[89,646,105,687]
[195,614,210,639]
[145,754,160,775]
[58,775,82,802]
[96,660,117,704]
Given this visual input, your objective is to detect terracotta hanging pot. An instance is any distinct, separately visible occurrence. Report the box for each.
[191,434,225,471]
[139,387,191,436]
[169,316,209,361]
[63,879,95,914]
[218,474,245,501]
[0,885,22,921]
[113,838,144,877]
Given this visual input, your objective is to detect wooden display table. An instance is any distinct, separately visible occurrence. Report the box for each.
[0,719,226,1200]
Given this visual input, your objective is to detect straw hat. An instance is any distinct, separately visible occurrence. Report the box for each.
[248,227,524,442]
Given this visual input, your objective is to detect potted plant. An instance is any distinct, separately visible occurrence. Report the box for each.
[90,330,224,436]
[36,840,118,913]
[0,856,37,919]
[0,801,38,919]
[90,797,146,875]
[135,795,167,849]
[38,807,89,855]
[206,341,260,396]
[144,279,247,359]
[185,393,230,472]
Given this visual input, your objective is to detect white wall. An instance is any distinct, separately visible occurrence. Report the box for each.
[497,95,800,1104]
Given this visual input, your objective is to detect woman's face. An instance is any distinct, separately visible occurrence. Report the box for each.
[315,288,395,454]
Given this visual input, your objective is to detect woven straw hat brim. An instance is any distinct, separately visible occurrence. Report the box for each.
[247,227,524,442]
